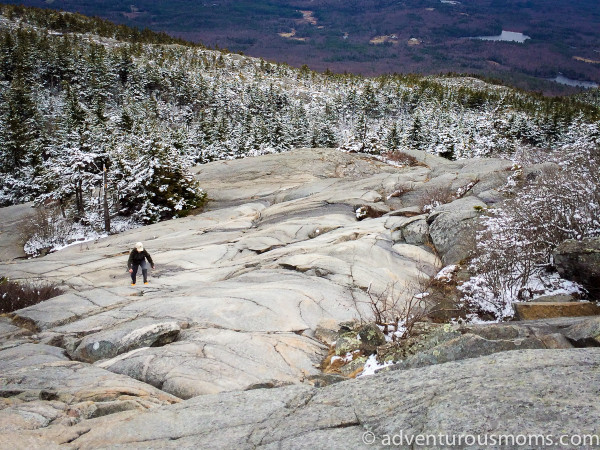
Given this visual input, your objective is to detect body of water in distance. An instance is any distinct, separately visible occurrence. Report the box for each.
[471,30,531,43]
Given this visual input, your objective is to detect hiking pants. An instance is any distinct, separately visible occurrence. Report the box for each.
[131,260,149,283]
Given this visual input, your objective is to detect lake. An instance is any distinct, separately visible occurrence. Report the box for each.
[551,74,598,89]
[472,30,530,43]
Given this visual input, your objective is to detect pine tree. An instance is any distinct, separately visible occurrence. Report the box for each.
[408,116,424,150]
[0,68,39,170]
[385,122,401,150]
[115,125,206,223]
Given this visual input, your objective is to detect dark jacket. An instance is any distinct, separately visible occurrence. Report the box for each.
[128,249,154,269]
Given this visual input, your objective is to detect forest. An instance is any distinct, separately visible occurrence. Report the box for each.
[3,0,599,93]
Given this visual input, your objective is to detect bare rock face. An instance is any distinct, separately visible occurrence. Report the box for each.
[96,328,327,398]
[0,202,36,261]
[0,343,180,434]
[390,333,547,370]
[534,293,576,303]
[12,349,600,448]
[2,148,576,446]
[428,196,486,266]
[553,237,600,298]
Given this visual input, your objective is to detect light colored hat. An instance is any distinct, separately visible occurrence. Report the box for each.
[135,242,144,251]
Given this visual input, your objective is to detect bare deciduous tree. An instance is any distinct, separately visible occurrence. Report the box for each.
[353,277,439,340]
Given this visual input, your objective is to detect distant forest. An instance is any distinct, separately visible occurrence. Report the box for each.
[2,0,600,93]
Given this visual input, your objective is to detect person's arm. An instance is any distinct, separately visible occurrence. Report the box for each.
[144,250,155,268]
[127,250,134,270]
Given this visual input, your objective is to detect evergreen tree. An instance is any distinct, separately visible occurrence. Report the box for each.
[408,116,424,150]
[115,125,206,223]
[0,68,39,170]
[385,122,401,150]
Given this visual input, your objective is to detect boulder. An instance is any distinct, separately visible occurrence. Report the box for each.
[385,215,426,244]
[0,343,179,432]
[72,321,180,363]
[339,356,367,377]
[538,333,574,349]
[563,316,600,347]
[428,197,485,265]
[459,321,573,350]
[334,333,361,356]
[376,322,461,363]
[388,333,547,370]
[474,189,504,204]
[459,323,527,340]
[313,319,339,346]
[468,316,599,338]
[305,373,346,388]
[534,293,575,303]
[513,302,600,321]
[553,237,600,298]
[386,206,423,217]
[357,323,386,353]
[402,218,429,245]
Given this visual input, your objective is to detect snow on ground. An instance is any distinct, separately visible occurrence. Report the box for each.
[358,354,394,377]
[459,268,587,322]
[24,216,139,257]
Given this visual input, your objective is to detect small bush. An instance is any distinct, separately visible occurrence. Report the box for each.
[353,279,439,340]
[417,180,478,213]
[0,277,64,313]
[21,206,73,256]
[417,185,456,212]
[381,150,420,166]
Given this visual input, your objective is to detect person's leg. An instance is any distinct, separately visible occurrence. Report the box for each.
[141,261,148,283]
[131,264,139,284]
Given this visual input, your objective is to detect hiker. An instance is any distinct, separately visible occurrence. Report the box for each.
[127,242,155,286]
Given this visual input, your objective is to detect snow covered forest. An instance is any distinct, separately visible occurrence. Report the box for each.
[2,5,598,206]
[0,4,599,312]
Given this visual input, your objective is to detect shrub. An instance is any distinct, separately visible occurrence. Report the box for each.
[21,206,74,256]
[0,277,63,313]
[417,185,456,212]
[353,279,439,340]
[417,180,478,213]
[460,145,600,320]
[381,150,420,167]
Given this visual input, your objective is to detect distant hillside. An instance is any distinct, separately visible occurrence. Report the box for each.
[2,0,600,94]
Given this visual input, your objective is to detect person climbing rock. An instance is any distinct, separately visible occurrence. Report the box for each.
[127,242,155,286]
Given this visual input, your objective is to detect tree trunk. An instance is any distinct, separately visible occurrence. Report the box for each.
[76,179,84,218]
[103,164,110,232]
